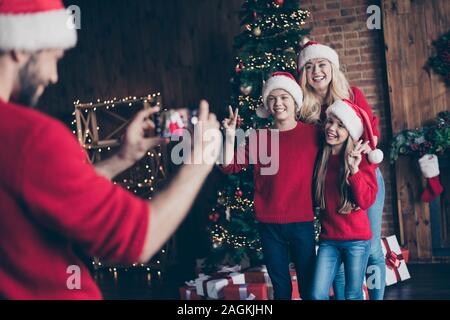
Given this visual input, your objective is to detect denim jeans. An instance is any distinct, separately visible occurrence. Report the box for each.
[312,240,371,300]
[333,167,386,300]
[258,221,316,300]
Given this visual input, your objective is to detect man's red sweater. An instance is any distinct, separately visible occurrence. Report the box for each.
[0,99,148,299]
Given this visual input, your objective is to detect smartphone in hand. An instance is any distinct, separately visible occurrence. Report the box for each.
[154,109,198,138]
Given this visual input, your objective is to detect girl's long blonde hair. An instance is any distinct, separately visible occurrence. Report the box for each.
[298,62,352,124]
[314,135,360,214]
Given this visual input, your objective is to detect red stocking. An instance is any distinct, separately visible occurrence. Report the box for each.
[421,176,444,202]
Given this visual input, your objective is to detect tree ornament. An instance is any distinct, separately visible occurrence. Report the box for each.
[236,116,243,128]
[235,190,243,197]
[225,207,231,221]
[253,11,258,20]
[235,61,244,74]
[218,195,226,205]
[300,36,311,47]
[274,0,284,6]
[285,47,295,53]
[245,24,252,31]
[209,212,220,222]
[240,85,253,96]
[253,27,262,37]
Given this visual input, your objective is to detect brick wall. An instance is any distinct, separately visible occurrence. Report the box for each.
[300,0,396,236]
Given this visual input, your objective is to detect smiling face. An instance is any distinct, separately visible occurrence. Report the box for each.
[266,89,297,122]
[304,58,333,96]
[324,114,349,147]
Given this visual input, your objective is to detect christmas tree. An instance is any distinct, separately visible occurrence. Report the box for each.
[205,0,310,270]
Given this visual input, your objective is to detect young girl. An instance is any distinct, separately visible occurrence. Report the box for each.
[221,72,319,300]
[298,40,386,300]
[311,99,380,300]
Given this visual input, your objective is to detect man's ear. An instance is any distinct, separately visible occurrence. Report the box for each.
[10,50,31,66]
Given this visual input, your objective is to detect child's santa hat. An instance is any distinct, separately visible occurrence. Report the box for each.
[326,99,384,164]
[256,72,303,118]
[0,0,77,51]
[298,39,340,70]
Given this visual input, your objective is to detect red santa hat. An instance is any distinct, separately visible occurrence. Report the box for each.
[326,99,384,164]
[256,72,303,118]
[0,0,77,51]
[298,40,340,70]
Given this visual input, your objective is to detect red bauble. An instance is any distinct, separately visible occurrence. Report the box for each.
[235,190,243,197]
[235,62,244,74]
[274,0,284,5]
[253,11,258,19]
[236,116,243,128]
[209,212,220,222]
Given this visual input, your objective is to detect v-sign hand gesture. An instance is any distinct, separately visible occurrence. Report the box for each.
[222,106,239,138]
[347,140,369,175]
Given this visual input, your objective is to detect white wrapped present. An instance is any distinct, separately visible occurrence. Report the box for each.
[194,269,246,299]
[381,235,411,286]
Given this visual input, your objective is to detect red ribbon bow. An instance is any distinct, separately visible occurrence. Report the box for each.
[385,251,402,269]
[382,238,405,282]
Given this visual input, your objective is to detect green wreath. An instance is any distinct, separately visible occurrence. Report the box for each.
[429,30,450,85]
[390,111,450,163]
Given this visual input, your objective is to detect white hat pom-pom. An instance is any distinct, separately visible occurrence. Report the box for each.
[368,149,384,164]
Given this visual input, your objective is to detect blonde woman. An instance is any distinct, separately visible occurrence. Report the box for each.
[298,41,386,300]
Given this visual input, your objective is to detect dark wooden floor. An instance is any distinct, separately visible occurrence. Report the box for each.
[96,264,450,300]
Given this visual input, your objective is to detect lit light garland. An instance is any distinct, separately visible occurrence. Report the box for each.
[73,92,169,280]
[236,52,298,73]
[211,224,262,251]
[245,10,309,35]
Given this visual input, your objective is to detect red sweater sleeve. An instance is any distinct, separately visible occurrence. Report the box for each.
[220,131,257,174]
[347,157,378,210]
[351,86,380,140]
[21,119,149,264]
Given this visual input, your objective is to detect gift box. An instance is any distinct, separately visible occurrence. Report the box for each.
[401,247,409,263]
[381,236,411,286]
[179,286,202,300]
[244,265,272,285]
[362,283,369,300]
[290,270,300,300]
[223,283,268,300]
[194,265,246,299]
[244,265,274,300]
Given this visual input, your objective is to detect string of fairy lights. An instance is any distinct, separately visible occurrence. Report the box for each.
[72,93,169,282]
[209,185,262,251]
[71,93,166,198]
[211,224,262,252]
[244,9,309,39]
[236,52,298,73]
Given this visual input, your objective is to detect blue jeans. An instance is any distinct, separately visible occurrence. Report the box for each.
[312,240,371,300]
[258,221,316,300]
[333,167,386,300]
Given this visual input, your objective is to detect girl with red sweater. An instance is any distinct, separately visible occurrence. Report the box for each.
[221,72,319,300]
[311,99,380,300]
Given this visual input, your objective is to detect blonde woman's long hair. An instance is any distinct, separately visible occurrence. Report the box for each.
[314,136,360,214]
[298,62,352,124]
